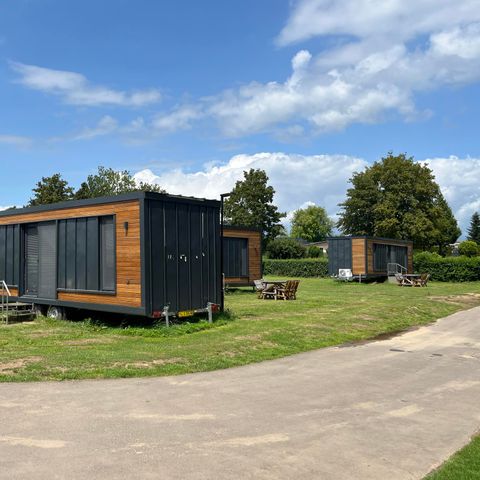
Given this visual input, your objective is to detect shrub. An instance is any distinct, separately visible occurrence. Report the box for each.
[266,237,306,259]
[306,245,323,258]
[458,240,480,258]
[414,253,480,282]
[263,258,328,277]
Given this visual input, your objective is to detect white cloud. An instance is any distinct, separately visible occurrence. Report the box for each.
[152,106,203,133]
[202,1,480,137]
[11,62,161,107]
[0,134,32,147]
[276,0,480,47]
[134,153,480,236]
[134,153,367,225]
[423,156,480,229]
[0,206,13,211]
[72,115,118,140]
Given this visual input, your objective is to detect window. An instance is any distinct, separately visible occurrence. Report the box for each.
[0,224,20,286]
[223,237,248,277]
[57,215,115,292]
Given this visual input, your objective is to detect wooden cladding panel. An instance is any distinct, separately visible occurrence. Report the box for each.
[0,200,142,308]
[8,287,18,297]
[223,228,262,284]
[352,238,366,275]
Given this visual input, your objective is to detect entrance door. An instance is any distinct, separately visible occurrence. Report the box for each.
[38,222,57,299]
[25,225,39,296]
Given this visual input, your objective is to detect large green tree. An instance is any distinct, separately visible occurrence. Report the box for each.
[337,152,461,251]
[75,166,164,199]
[467,212,480,244]
[27,173,75,207]
[224,169,285,245]
[290,205,334,242]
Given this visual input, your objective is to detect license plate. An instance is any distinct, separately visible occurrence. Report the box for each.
[178,310,195,318]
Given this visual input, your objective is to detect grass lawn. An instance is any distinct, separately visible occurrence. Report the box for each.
[425,435,480,479]
[1,278,480,382]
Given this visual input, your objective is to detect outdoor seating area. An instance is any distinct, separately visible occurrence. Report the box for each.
[395,272,430,287]
[255,279,300,300]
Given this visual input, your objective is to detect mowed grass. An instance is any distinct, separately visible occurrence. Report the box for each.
[1,278,480,382]
[425,435,480,479]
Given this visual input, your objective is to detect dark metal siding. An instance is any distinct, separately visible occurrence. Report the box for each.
[148,199,221,314]
[0,224,20,286]
[328,237,352,275]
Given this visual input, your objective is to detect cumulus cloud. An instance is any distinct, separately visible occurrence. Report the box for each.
[134,153,480,235]
[203,0,480,137]
[422,156,480,229]
[0,134,32,147]
[152,105,203,133]
[276,0,480,46]
[11,62,161,107]
[134,153,367,226]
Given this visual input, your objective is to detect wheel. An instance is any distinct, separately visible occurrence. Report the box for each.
[33,304,46,318]
[46,306,66,321]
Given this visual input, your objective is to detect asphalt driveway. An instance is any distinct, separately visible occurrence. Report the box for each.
[1,306,480,479]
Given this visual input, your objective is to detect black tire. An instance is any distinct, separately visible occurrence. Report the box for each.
[33,304,46,318]
[46,305,66,321]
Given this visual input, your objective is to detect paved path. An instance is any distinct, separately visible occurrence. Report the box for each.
[1,307,480,479]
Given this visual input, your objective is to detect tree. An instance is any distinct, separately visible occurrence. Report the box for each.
[266,237,306,259]
[223,169,286,245]
[28,173,74,207]
[337,152,461,251]
[458,240,479,257]
[467,212,480,244]
[290,205,334,242]
[75,166,164,199]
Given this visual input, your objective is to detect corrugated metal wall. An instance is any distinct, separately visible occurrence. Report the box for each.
[328,238,353,275]
[0,224,20,286]
[223,237,248,277]
[148,199,221,314]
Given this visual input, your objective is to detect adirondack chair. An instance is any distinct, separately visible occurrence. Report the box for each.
[395,273,406,286]
[414,273,430,287]
[276,280,300,300]
[254,279,266,298]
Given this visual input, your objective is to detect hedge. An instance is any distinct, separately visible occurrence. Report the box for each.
[263,258,329,277]
[414,254,480,282]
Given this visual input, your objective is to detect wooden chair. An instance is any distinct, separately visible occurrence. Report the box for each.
[395,273,406,286]
[254,279,266,298]
[276,280,300,300]
[414,273,430,287]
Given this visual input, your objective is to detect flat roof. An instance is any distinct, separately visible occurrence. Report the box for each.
[0,191,220,218]
[327,235,413,244]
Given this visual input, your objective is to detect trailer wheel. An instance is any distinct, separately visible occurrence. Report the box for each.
[33,304,46,318]
[46,306,65,321]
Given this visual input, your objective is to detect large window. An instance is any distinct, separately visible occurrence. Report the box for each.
[223,237,248,277]
[57,215,115,292]
[0,224,20,286]
[373,243,407,271]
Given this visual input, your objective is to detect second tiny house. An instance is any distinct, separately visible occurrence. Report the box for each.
[222,226,262,287]
[0,192,221,320]
[328,236,413,279]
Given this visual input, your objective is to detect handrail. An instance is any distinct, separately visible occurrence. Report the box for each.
[1,280,11,324]
[387,263,407,276]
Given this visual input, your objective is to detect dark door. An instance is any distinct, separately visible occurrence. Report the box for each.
[25,225,39,296]
[38,222,57,299]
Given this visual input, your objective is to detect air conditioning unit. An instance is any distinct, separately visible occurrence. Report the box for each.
[338,269,353,280]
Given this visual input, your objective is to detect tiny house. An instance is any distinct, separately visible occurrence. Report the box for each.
[328,236,413,278]
[0,192,221,319]
[222,226,262,287]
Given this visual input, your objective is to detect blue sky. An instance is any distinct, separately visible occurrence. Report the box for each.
[1,0,480,234]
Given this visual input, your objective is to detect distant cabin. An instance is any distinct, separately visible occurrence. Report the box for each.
[328,236,413,279]
[222,226,262,287]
